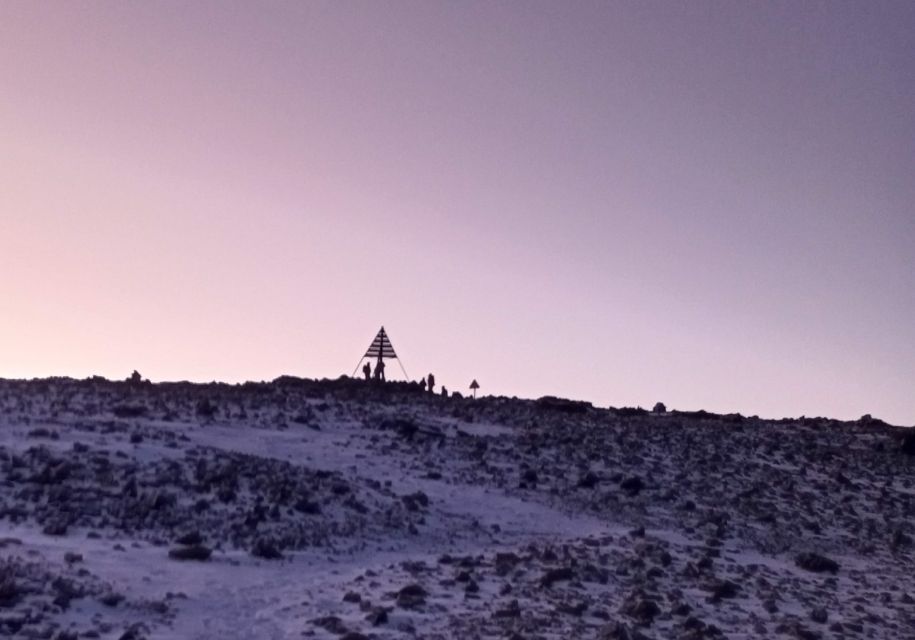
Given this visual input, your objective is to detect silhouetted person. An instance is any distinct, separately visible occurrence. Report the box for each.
[362,362,372,381]
[419,378,426,392]
[374,359,386,382]
[441,386,448,397]
[427,373,435,393]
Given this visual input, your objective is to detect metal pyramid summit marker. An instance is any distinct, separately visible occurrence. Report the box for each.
[364,326,397,360]
[352,326,411,380]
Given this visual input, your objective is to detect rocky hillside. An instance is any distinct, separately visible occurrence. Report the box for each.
[0,376,912,639]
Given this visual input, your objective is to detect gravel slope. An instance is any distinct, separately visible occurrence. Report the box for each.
[0,377,912,639]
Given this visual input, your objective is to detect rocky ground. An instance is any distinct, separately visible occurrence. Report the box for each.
[0,376,912,639]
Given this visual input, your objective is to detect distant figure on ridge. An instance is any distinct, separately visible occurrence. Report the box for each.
[419,377,426,392]
[362,362,372,381]
[427,373,435,393]
[374,359,386,382]
[441,385,448,397]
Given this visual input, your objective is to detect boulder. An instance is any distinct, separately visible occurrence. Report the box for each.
[620,476,644,495]
[168,545,212,561]
[901,433,915,456]
[795,552,839,574]
[540,567,575,588]
[396,583,427,608]
[251,538,283,560]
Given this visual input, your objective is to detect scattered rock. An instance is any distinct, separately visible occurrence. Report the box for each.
[396,584,427,609]
[795,552,839,574]
[540,567,574,588]
[493,599,522,618]
[621,591,661,625]
[42,521,69,536]
[708,579,740,602]
[312,615,348,634]
[620,476,644,495]
[578,471,600,489]
[365,607,388,626]
[168,545,212,561]
[118,623,148,640]
[251,539,283,560]
[175,531,204,546]
[901,433,915,456]
[100,591,125,607]
[402,491,430,511]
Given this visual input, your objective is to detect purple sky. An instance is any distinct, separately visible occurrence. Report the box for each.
[1,1,913,424]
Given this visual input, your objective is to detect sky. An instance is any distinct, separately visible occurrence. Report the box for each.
[1,1,913,424]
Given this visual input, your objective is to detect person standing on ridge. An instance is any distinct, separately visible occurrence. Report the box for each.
[362,362,372,381]
[427,373,435,393]
[374,359,386,382]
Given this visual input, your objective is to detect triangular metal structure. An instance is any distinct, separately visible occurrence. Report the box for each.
[364,327,397,360]
[352,326,411,381]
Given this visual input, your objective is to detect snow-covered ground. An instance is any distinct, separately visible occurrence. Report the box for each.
[0,377,913,639]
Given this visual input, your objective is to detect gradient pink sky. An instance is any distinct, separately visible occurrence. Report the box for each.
[1,2,913,424]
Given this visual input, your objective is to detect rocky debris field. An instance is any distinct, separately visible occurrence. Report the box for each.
[0,538,174,639]
[1,431,420,557]
[0,376,912,639]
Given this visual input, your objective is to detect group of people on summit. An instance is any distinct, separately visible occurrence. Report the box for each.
[361,362,444,395]
[362,360,385,381]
